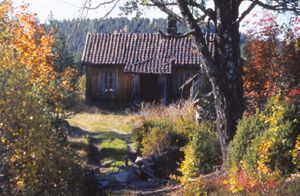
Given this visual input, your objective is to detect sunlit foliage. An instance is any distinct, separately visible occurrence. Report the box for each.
[243,13,300,111]
[226,95,299,193]
[0,1,83,194]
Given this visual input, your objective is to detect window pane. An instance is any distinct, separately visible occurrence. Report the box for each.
[100,70,117,96]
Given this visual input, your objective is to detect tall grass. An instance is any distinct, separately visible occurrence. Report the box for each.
[139,100,196,124]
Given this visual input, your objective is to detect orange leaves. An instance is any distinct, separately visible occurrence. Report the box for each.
[0,1,11,18]
[0,1,56,85]
[0,1,79,110]
[243,13,300,112]
[61,67,80,90]
[12,8,56,84]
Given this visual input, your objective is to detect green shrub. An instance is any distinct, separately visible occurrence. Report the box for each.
[133,120,187,156]
[226,95,299,192]
[180,121,221,180]
[227,112,266,169]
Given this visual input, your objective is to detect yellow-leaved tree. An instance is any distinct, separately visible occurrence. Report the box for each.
[0,1,83,194]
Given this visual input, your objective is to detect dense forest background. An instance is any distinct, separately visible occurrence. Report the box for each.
[50,17,247,64]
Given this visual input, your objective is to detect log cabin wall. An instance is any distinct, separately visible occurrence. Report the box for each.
[86,65,133,105]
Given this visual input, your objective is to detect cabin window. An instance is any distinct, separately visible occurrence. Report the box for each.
[100,70,117,96]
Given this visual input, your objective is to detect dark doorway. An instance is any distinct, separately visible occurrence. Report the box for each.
[140,74,159,102]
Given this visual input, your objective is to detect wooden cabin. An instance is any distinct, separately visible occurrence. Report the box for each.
[81,19,202,106]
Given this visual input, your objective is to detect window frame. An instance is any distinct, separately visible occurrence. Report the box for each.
[99,69,118,97]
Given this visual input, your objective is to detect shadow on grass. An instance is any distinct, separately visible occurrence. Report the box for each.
[100,146,128,161]
[67,125,133,162]
[67,134,104,195]
[68,125,131,143]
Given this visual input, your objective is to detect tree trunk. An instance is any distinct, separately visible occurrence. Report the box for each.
[177,0,244,164]
[213,0,244,165]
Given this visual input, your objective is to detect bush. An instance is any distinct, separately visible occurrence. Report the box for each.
[0,68,84,195]
[227,112,266,170]
[179,121,221,180]
[133,102,220,180]
[77,74,86,102]
[132,101,197,156]
[133,120,187,156]
[226,95,299,192]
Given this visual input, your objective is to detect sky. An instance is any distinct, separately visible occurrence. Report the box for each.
[12,0,293,32]
[12,0,167,22]
[12,0,257,22]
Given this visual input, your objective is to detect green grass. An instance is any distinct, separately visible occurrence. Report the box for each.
[99,139,130,172]
[67,111,138,173]
[67,112,136,133]
[99,139,128,154]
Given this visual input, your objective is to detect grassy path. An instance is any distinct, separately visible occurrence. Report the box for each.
[67,111,138,173]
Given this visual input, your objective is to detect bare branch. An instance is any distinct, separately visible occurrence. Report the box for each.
[179,73,199,90]
[148,0,185,24]
[83,0,121,18]
[253,0,300,13]
[188,1,216,21]
[100,0,121,18]
[84,0,117,10]
[235,1,257,24]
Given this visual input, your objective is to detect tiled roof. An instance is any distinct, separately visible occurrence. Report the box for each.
[124,57,175,74]
[82,33,200,74]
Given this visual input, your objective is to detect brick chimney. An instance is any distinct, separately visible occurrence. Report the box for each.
[167,15,178,35]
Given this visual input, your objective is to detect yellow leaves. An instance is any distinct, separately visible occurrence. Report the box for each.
[0,1,54,82]
[226,96,297,193]
[224,166,243,193]
[1,135,7,144]
[292,135,300,169]
[16,179,25,190]
[179,145,198,182]
[0,1,12,18]
[0,4,83,193]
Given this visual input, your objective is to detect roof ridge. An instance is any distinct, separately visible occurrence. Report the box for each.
[87,32,161,35]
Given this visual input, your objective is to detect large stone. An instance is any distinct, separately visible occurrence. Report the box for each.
[114,170,137,183]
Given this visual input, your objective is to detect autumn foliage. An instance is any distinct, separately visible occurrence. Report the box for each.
[225,95,299,193]
[243,13,300,111]
[225,13,300,193]
[0,1,82,194]
[0,1,79,104]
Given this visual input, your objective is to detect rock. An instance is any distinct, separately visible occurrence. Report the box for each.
[114,170,137,183]
[99,179,111,189]
[98,173,115,188]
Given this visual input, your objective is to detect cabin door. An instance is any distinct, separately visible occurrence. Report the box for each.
[140,74,159,102]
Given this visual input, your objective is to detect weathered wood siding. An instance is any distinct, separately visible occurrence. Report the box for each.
[86,65,133,105]
[86,64,200,105]
[172,66,200,99]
